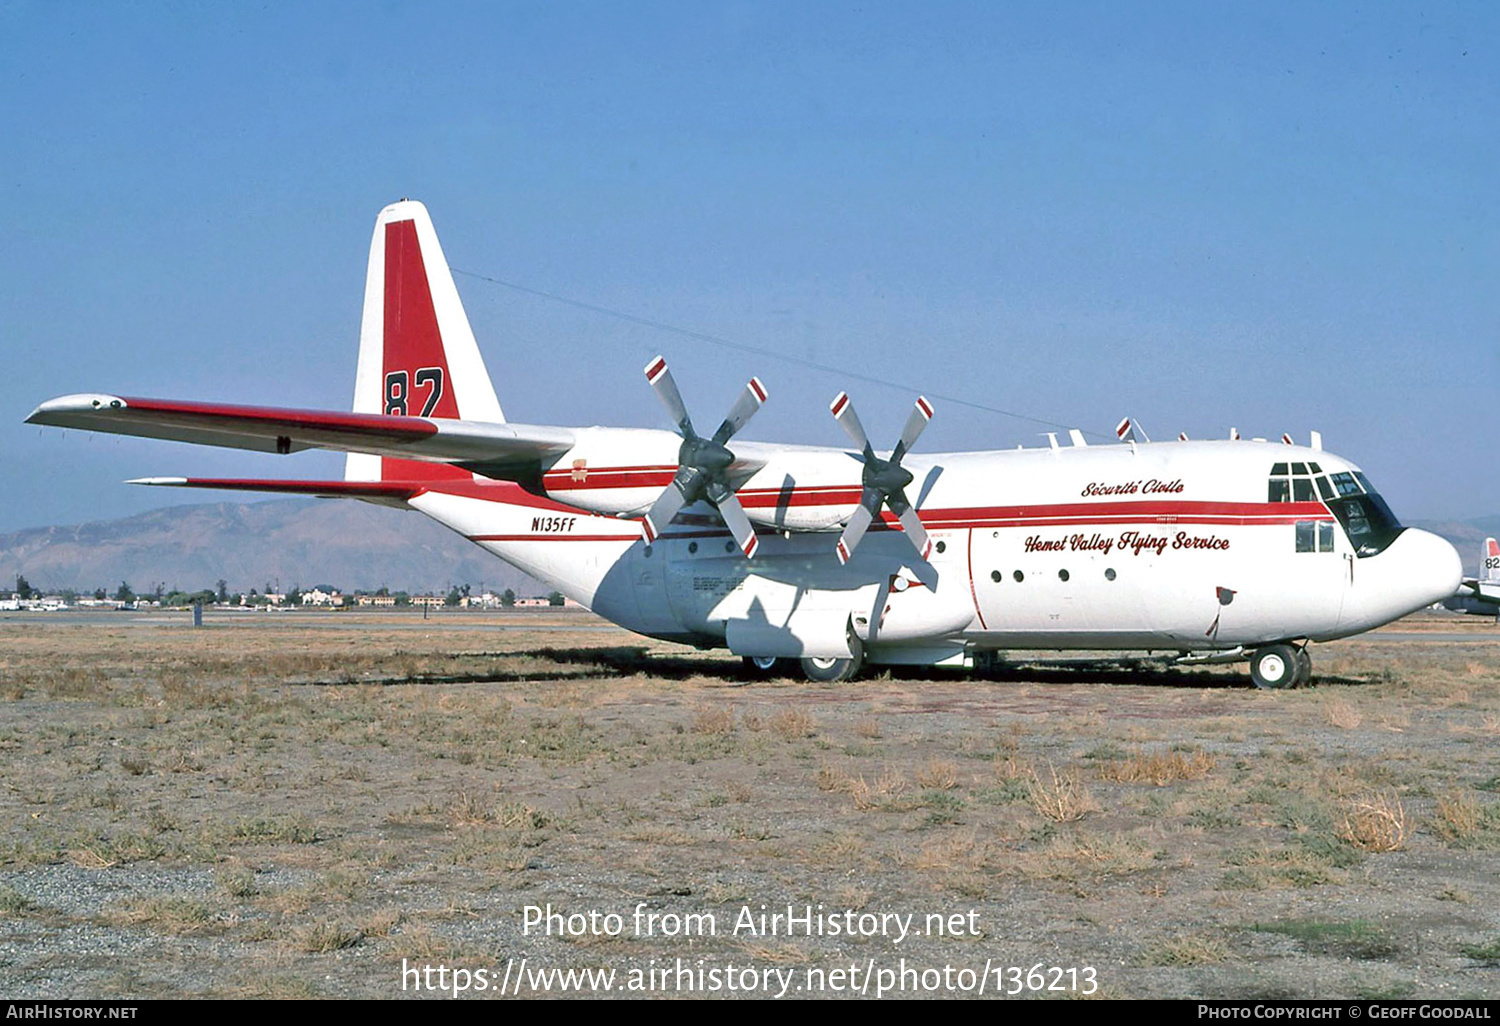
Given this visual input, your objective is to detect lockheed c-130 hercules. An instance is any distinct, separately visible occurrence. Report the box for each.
[27,201,1462,687]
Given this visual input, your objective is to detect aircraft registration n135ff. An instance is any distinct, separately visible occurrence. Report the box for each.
[27,201,1462,688]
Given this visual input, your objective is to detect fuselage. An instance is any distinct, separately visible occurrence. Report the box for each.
[407,434,1461,666]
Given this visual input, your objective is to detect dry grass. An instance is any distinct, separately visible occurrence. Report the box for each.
[914,757,959,790]
[1338,792,1408,852]
[768,707,815,740]
[1323,698,1363,729]
[1027,764,1098,822]
[4,610,1500,998]
[292,920,364,953]
[691,705,735,735]
[1431,791,1482,843]
[1098,747,1216,785]
[1150,934,1232,966]
[850,767,910,811]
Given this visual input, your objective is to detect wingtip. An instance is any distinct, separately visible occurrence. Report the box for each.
[125,477,188,487]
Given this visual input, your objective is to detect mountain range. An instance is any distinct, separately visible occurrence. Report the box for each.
[0,499,543,597]
[1,500,1494,598]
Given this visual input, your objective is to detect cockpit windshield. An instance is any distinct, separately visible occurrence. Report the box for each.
[1269,463,1405,557]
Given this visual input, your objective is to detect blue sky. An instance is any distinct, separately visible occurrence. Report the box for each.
[5,2,1496,530]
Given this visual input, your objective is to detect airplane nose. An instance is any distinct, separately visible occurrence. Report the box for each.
[1334,527,1462,637]
[1400,528,1463,607]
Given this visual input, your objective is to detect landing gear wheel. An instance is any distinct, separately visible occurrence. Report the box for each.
[800,650,864,683]
[741,655,785,676]
[1249,644,1300,690]
[1293,648,1312,687]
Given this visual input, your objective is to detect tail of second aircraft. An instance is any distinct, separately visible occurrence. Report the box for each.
[1483,537,1500,583]
[345,200,504,483]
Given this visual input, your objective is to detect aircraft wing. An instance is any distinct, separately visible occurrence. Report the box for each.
[1457,578,1500,604]
[26,394,575,482]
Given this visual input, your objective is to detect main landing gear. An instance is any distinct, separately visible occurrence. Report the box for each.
[1249,643,1312,689]
[741,649,865,683]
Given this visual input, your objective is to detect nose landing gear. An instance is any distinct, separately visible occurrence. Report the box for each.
[1249,643,1311,689]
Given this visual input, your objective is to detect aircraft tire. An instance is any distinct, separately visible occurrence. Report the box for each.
[742,655,785,676]
[800,652,863,683]
[1293,648,1312,687]
[1249,644,1299,690]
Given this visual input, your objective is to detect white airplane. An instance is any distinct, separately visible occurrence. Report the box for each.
[27,201,1462,688]
[1442,538,1500,618]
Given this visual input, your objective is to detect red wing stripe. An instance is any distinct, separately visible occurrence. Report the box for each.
[118,397,439,439]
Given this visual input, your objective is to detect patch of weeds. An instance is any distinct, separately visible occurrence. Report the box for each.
[1458,938,1500,964]
[1249,920,1398,960]
[919,791,965,826]
[0,884,34,915]
[1338,792,1407,852]
[1027,764,1098,822]
[1188,808,1239,830]
[1099,747,1216,785]
[768,708,815,740]
[230,815,320,845]
[216,864,258,898]
[106,897,217,935]
[1149,935,1231,966]
[914,758,959,790]
[1083,742,1126,761]
[1292,832,1363,869]
[691,706,735,735]
[973,779,1030,805]
[294,919,363,953]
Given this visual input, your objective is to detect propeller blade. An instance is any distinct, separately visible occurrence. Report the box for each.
[710,377,768,446]
[835,499,876,565]
[894,503,933,562]
[892,396,934,462]
[829,391,871,453]
[641,467,698,543]
[644,355,694,436]
[714,491,760,558]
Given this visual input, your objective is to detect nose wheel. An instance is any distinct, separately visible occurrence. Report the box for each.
[1249,643,1310,689]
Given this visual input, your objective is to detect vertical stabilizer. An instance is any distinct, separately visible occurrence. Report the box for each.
[1483,538,1500,583]
[346,200,503,482]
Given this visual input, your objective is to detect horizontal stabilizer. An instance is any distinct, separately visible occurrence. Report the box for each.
[126,477,425,500]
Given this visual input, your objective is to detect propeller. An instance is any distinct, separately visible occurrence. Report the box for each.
[641,355,767,557]
[829,391,934,565]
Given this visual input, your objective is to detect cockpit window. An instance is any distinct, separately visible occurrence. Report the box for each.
[1329,472,1362,497]
[1327,489,1404,557]
[1269,462,1328,503]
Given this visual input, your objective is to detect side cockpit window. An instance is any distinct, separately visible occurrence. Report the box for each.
[1268,461,1330,504]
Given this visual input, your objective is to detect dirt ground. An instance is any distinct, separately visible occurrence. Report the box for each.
[0,607,1497,1000]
